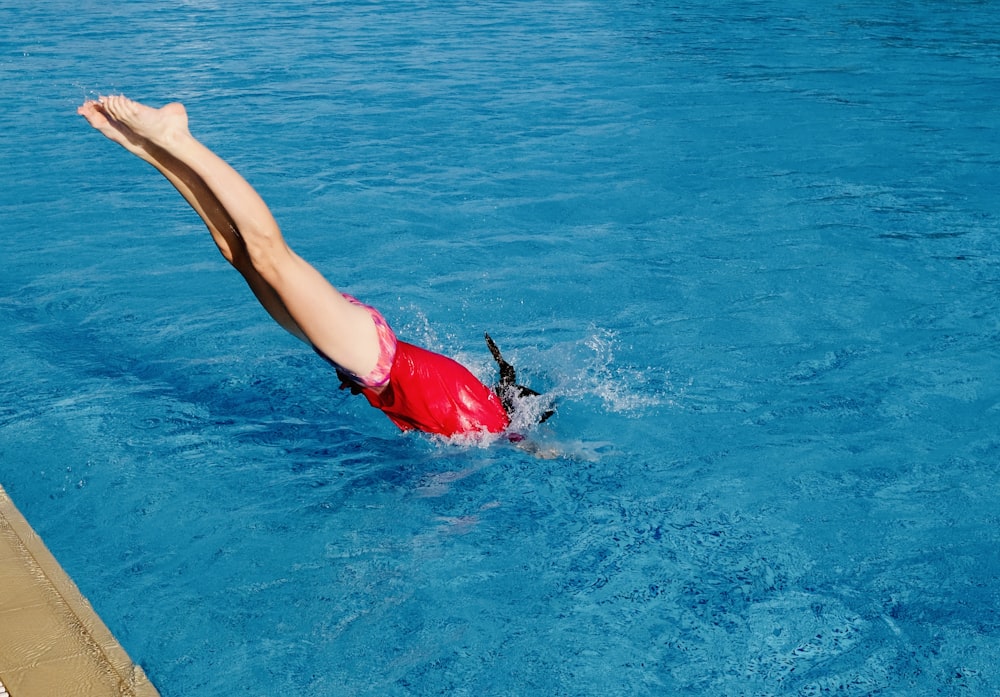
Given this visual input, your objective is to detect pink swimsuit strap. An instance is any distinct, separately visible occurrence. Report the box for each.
[339,294,398,389]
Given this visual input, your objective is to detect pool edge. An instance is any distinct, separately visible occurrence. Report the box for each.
[0,484,159,697]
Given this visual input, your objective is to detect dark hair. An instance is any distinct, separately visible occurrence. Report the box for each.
[485,333,554,423]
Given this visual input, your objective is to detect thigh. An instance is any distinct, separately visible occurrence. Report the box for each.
[265,249,383,381]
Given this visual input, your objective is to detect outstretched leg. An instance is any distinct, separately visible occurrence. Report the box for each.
[78,96,381,381]
[78,99,307,340]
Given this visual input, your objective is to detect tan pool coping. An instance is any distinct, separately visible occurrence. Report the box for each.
[0,484,159,697]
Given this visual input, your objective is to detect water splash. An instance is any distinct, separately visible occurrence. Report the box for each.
[546,327,674,417]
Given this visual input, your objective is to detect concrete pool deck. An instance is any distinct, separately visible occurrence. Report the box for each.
[0,485,158,697]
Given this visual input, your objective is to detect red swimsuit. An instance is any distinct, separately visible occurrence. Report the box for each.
[317,296,510,438]
[356,341,510,437]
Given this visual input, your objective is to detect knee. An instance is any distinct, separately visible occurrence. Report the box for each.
[242,232,290,282]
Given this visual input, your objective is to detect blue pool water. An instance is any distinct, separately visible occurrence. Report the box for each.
[2,0,999,694]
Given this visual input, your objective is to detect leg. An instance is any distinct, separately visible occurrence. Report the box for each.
[78,96,381,380]
[78,100,305,340]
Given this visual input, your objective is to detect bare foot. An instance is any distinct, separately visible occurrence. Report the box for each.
[97,95,189,149]
[77,99,149,156]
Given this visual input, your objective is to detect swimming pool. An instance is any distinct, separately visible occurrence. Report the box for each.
[2,0,999,694]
